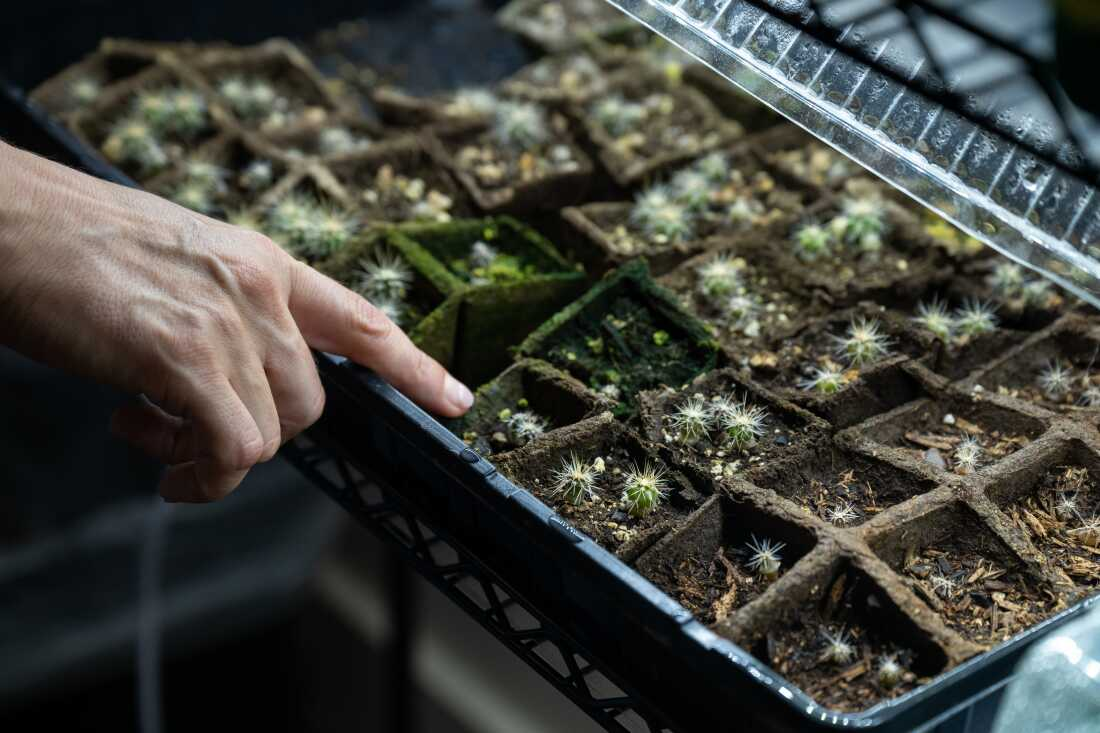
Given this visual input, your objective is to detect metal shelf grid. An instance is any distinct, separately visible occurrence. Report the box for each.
[607,0,1100,306]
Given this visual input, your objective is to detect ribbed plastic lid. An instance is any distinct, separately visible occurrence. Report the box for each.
[605,0,1100,308]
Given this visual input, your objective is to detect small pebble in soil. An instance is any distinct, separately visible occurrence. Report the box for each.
[774,434,789,446]
[923,447,946,469]
[942,413,956,425]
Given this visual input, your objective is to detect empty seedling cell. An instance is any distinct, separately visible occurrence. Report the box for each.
[326,136,472,224]
[972,318,1100,413]
[447,358,605,457]
[870,502,1062,647]
[493,416,708,560]
[639,367,827,479]
[746,443,939,527]
[516,260,718,417]
[990,440,1100,599]
[634,493,816,626]
[748,559,947,713]
[852,394,1046,479]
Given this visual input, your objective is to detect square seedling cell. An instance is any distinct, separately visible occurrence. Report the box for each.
[500,50,618,106]
[869,501,1063,648]
[743,559,948,713]
[73,65,221,183]
[494,415,709,560]
[848,393,1047,480]
[193,40,343,137]
[639,367,829,479]
[987,439,1100,600]
[249,171,360,265]
[969,316,1100,415]
[386,217,588,386]
[326,135,473,224]
[495,0,642,54]
[369,86,498,132]
[562,147,814,276]
[745,306,928,427]
[264,117,384,163]
[430,102,596,214]
[942,257,1067,332]
[777,179,948,308]
[447,358,606,457]
[633,493,817,626]
[658,239,827,354]
[746,442,939,527]
[30,45,157,119]
[146,133,288,220]
[515,260,719,417]
[573,68,745,187]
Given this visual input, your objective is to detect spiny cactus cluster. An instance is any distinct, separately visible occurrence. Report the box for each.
[629,185,696,245]
[169,159,230,214]
[590,94,647,137]
[911,297,998,345]
[356,248,415,327]
[666,392,770,451]
[952,436,983,476]
[317,126,373,157]
[986,262,1058,309]
[102,116,169,174]
[547,454,670,519]
[218,75,284,122]
[832,317,892,368]
[492,101,551,150]
[792,195,889,261]
[1033,361,1100,406]
[102,86,211,174]
[265,194,358,258]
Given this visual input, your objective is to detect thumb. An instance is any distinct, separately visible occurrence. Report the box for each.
[286,259,473,417]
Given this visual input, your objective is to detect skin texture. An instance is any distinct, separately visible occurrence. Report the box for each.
[0,141,473,502]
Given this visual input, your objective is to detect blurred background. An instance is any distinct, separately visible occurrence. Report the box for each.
[0,1,603,730]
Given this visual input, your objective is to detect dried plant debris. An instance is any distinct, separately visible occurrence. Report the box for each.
[605,153,797,257]
[1007,465,1100,593]
[902,537,1060,646]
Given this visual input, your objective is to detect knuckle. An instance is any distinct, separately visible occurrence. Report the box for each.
[230,255,280,304]
[351,296,394,344]
[216,432,265,471]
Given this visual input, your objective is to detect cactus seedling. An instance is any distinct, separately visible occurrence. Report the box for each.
[744,535,785,581]
[101,116,168,173]
[590,94,646,137]
[169,89,208,138]
[877,655,905,690]
[833,317,891,367]
[445,87,499,117]
[820,628,856,665]
[70,77,101,106]
[239,159,275,191]
[181,160,229,190]
[953,436,982,476]
[696,254,742,302]
[799,366,846,394]
[726,196,765,227]
[825,500,860,526]
[309,208,359,256]
[506,410,549,446]
[492,101,551,150]
[928,572,959,599]
[171,181,217,214]
[1080,386,1100,407]
[694,151,729,184]
[912,298,954,342]
[621,462,669,518]
[793,223,832,261]
[357,249,414,301]
[469,240,499,269]
[953,298,998,336]
[549,453,601,505]
[219,76,281,121]
[1054,491,1080,521]
[667,395,714,444]
[988,262,1025,294]
[1071,514,1100,548]
[630,185,696,244]
[1037,360,1074,399]
[715,397,768,451]
[670,168,712,211]
[837,196,888,252]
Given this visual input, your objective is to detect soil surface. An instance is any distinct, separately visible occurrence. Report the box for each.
[450,121,586,193]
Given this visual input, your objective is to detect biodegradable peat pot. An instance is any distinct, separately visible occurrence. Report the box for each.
[561,147,814,276]
[368,86,495,133]
[145,132,289,219]
[638,367,830,480]
[71,64,224,183]
[384,217,589,386]
[499,50,619,107]
[495,0,644,54]
[573,68,745,187]
[324,135,474,224]
[494,413,709,562]
[515,259,720,416]
[428,109,596,215]
[191,39,349,139]
[447,358,607,457]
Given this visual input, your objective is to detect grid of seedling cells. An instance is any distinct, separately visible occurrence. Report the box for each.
[32,2,1100,713]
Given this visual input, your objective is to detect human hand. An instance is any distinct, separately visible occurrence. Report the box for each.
[0,142,473,502]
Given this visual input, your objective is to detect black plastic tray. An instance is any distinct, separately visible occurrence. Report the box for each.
[6,49,1098,733]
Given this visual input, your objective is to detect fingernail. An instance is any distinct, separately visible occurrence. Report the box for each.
[445,375,474,411]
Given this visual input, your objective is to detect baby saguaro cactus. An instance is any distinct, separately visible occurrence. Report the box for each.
[445,87,500,118]
[630,185,697,245]
[833,317,891,367]
[793,223,832,262]
[1037,360,1074,400]
[218,76,281,121]
[695,151,730,185]
[696,254,742,302]
[506,411,549,446]
[953,436,982,476]
[266,195,358,257]
[877,655,906,690]
[357,249,414,302]
[69,76,101,106]
[912,298,955,342]
[549,453,601,506]
[492,101,551,150]
[713,396,768,451]
[670,168,713,211]
[667,395,714,445]
[820,628,857,665]
[621,462,669,518]
[171,181,218,214]
[799,365,846,395]
[101,116,169,174]
[825,500,860,526]
[590,94,647,137]
[745,535,785,581]
[953,298,998,337]
[835,196,888,253]
[239,159,275,192]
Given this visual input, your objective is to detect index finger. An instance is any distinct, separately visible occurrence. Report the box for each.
[287,260,473,417]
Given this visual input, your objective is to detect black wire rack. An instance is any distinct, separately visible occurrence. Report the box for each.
[612,0,1100,305]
